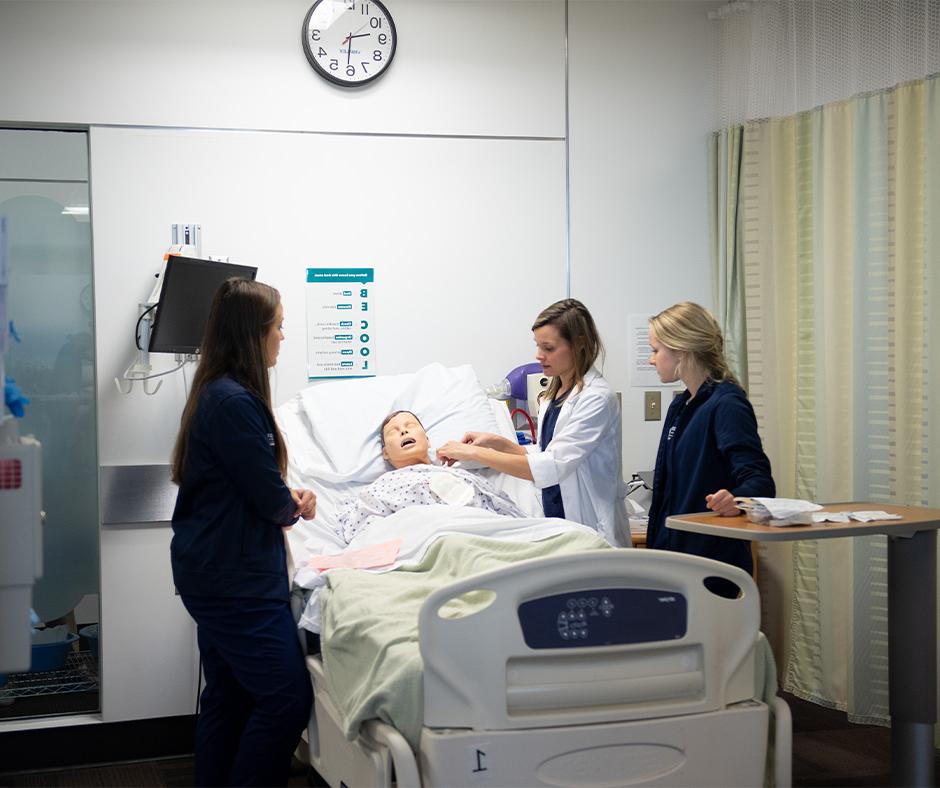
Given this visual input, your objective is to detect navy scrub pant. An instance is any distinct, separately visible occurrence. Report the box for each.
[182,595,312,787]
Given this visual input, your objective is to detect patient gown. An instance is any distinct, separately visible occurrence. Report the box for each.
[335,464,523,543]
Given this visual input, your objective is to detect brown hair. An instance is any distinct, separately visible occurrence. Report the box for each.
[379,410,424,448]
[531,298,604,402]
[648,301,740,387]
[170,277,287,484]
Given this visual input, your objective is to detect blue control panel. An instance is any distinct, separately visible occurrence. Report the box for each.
[517,588,687,649]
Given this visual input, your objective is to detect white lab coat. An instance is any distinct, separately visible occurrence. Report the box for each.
[526,368,630,547]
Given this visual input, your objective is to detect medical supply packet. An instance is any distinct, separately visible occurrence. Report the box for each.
[734,497,822,525]
[735,498,904,526]
[803,510,903,524]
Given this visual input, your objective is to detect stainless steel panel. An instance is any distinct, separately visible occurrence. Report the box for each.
[100,464,177,525]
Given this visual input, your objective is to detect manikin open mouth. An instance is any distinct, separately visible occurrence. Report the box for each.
[400,437,416,448]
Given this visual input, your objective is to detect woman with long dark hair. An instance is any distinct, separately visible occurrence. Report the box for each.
[436,298,628,546]
[170,277,315,786]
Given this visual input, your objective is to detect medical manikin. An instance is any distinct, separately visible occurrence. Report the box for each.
[334,410,523,544]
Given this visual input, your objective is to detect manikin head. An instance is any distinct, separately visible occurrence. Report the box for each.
[380,410,432,469]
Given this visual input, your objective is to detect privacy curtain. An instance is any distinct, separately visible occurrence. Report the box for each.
[708,126,747,388]
[723,74,940,727]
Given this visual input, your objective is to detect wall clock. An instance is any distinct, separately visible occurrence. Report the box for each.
[302,0,397,87]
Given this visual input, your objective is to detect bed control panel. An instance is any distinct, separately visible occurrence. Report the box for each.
[517,589,687,649]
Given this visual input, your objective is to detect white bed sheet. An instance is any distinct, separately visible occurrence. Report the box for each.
[276,363,543,571]
[296,505,596,632]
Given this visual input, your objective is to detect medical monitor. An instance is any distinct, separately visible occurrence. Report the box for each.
[148,256,258,354]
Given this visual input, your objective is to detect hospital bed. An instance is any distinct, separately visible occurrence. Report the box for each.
[277,364,792,787]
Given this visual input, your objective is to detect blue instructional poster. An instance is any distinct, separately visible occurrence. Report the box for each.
[306,268,375,379]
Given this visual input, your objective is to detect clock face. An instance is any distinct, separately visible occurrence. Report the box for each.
[302,0,397,87]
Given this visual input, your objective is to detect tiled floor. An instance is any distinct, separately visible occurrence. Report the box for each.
[783,691,903,787]
[1,693,938,787]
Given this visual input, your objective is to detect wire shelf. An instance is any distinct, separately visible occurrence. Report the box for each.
[0,651,99,699]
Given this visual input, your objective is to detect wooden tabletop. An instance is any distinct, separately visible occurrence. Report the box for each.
[666,502,940,542]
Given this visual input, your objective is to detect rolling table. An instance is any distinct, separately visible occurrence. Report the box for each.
[667,503,940,788]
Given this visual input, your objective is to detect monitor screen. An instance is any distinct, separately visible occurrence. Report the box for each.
[148,256,258,354]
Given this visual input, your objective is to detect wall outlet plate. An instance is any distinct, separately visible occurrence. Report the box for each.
[644,391,661,421]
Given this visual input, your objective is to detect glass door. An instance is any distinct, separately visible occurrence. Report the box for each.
[0,128,99,718]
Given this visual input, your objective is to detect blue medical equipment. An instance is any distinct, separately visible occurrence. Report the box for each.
[487,363,550,442]
[486,362,543,401]
[3,376,28,418]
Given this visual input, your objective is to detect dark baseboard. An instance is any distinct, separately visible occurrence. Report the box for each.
[0,714,196,773]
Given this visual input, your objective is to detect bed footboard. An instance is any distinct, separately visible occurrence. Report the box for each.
[419,549,760,732]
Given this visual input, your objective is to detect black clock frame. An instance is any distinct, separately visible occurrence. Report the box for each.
[301,0,398,88]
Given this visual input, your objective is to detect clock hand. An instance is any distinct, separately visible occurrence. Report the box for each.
[347,32,353,64]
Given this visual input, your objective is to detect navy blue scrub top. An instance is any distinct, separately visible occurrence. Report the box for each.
[539,394,567,518]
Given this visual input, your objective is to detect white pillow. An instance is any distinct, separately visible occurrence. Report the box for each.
[277,364,538,557]
[279,361,500,480]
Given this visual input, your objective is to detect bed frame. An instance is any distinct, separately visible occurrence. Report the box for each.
[295,549,792,787]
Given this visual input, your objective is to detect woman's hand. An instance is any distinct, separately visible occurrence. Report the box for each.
[291,488,317,521]
[460,431,526,454]
[436,440,480,466]
[460,431,500,448]
[705,489,741,517]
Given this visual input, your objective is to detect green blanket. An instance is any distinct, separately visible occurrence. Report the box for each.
[319,530,610,748]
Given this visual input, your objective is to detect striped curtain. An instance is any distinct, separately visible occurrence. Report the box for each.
[709,126,747,388]
[719,74,940,726]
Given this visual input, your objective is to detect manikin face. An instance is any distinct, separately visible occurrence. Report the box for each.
[533,324,575,384]
[265,303,284,368]
[382,411,431,469]
[648,327,682,384]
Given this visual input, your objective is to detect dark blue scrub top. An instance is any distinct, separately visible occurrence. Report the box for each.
[539,394,567,519]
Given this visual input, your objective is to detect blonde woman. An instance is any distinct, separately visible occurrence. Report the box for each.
[645,301,774,577]
[437,299,628,546]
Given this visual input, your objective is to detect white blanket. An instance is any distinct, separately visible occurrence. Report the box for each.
[294,505,598,633]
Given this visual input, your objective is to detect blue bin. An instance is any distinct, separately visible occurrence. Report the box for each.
[30,632,79,673]
[79,624,99,663]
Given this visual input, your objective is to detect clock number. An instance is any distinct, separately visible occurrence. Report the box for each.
[378,33,387,45]
[370,16,382,28]
[329,59,339,71]
[361,3,370,13]
[317,47,327,57]
[311,29,321,41]
[346,65,356,77]
[373,50,383,61]
[361,62,370,73]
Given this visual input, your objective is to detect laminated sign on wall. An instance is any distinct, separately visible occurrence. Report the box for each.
[306,268,375,379]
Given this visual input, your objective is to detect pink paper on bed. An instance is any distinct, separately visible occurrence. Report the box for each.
[307,538,403,571]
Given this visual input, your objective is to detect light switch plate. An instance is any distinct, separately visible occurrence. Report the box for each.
[644,391,661,421]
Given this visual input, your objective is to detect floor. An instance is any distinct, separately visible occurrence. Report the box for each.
[1,693,938,786]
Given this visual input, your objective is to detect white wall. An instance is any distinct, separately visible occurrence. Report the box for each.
[0,0,718,726]
[0,0,564,137]
[569,0,717,476]
[91,127,566,464]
